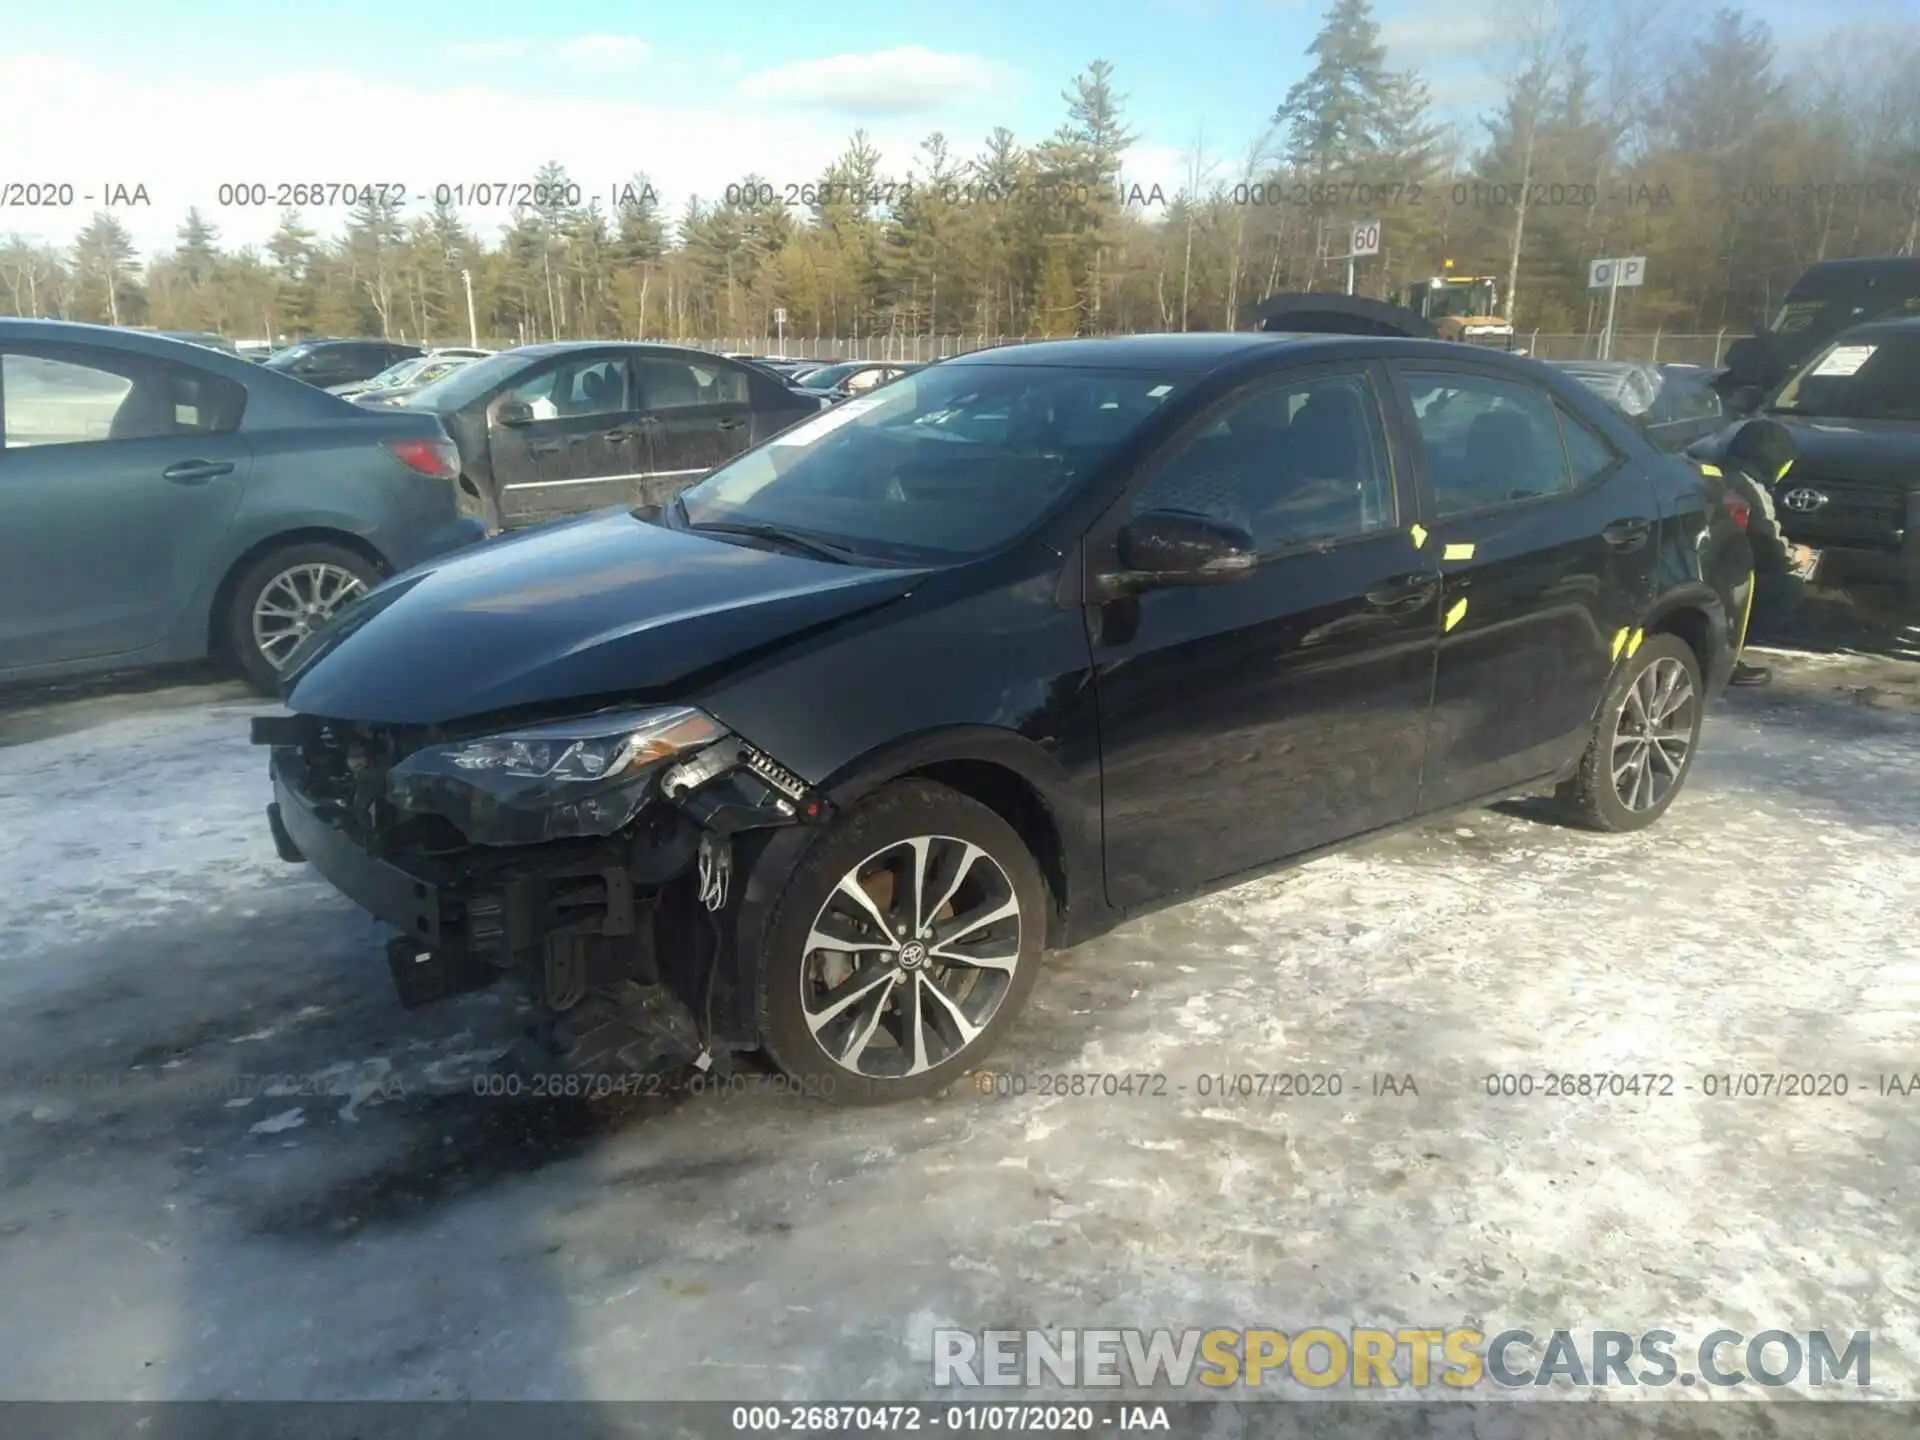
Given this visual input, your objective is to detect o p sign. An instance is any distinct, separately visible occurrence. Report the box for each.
[1589,256,1647,289]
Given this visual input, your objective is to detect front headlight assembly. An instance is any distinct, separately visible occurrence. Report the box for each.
[387,706,728,845]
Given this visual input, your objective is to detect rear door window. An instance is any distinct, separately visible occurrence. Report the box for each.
[1401,371,1575,516]
[3,348,246,448]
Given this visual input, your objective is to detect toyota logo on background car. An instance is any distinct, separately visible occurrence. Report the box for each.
[1781,486,1829,512]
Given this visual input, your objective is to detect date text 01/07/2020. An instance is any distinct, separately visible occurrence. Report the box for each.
[205,181,662,210]
[970,1071,1419,1099]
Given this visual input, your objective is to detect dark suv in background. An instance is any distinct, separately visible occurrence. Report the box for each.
[264,339,425,390]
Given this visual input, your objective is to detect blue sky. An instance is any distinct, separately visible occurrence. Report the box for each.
[0,0,1905,254]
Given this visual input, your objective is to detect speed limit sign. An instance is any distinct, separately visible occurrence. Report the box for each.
[1351,220,1381,257]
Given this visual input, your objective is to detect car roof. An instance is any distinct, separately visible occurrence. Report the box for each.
[1835,314,1920,339]
[508,340,737,362]
[1,317,272,364]
[943,331,1537,375]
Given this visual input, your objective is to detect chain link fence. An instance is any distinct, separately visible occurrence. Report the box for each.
[432,332,1742,366]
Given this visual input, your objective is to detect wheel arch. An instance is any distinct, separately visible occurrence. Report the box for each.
[206,528,393,654]
[1642,584,1732,697]
[817,726,1093,949]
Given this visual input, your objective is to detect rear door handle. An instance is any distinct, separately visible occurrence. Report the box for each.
[529,442,562,457]
[1602,517,1652,549]
[603,427,635,442]
[715,417,745,431]
[162,459,234,484]
[1364,574,1439,608]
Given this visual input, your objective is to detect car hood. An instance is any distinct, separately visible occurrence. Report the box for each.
[282,509,930,725]
[1769,415,1920,487]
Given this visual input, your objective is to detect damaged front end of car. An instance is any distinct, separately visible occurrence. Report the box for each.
[252,705,833,1075]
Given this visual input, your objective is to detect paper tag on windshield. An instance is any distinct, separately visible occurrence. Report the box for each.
[1811,345,1876,377]
[768,392,890,445]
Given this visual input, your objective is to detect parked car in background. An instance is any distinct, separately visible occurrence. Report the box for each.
[257,331,1752,1103]
[393,342,820,528]
[1551,360,1726,451]
[795,359,926,402]
[330,351,485,401]
[236,340,275,363]
[0,320,489,692]
[350,359,488,410]
[1705,315,1920,599]
[1716,256,1920,409]
[263,339,425,390]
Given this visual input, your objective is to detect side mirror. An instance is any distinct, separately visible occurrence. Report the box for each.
[495,398,535,427]
[1103,510,1257,593]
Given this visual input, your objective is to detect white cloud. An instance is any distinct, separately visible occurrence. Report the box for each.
[732,47,1009,117]
[1378,5,1505,64]
[442,38,533,62]
[0,55,996,256]
[554,34,653,73]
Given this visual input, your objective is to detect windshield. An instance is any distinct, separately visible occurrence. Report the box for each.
[798,362,863,390]
[1426,284,1494,320]
[263,343,315,367]
[364,356,429,388]
[1770,333,1920,421]
[398,350,537,410]
[673,363,1180,563]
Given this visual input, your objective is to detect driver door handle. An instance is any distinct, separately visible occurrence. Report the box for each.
[162,459,234,484]
[715,417,745,431]
[1602,517,1652,550]
[1365,573,1439,608]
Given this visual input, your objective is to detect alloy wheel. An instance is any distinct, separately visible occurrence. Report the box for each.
[1612,656,1696,812]
[799,834,1024,1079]
[251,562,367,670]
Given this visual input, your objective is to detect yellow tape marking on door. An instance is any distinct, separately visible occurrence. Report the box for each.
[1444,598,1468,632]
[1442,542,1475,561]
[1409,524,1428,548]
[1625,627,1644,657]
[1611,627,1629,661]
[1698,463,1722,477]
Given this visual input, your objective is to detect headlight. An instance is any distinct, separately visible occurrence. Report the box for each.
[387,706,728,845]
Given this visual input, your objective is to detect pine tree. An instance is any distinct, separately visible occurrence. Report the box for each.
[70,212,141,326]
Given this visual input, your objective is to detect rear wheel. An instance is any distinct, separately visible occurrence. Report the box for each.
[225,542,379,693]
[757,780,1047,1105]
[1557,633,1704,832]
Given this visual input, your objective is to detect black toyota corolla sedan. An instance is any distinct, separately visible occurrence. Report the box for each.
[254,332,1756,1104]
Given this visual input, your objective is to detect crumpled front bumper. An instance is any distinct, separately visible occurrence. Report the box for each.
[270,756,451,944]
[257,718,832,1011]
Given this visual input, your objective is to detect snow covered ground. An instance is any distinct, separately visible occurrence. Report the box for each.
[0,652,1915,1418]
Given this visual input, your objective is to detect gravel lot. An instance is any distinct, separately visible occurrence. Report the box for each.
[0,625,1915,1425]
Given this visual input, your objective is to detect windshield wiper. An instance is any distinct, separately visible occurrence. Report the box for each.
[684,518,865,564]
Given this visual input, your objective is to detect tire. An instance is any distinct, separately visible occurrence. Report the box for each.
[225,542,381,694]
[1556,633,1705,833]
[757,779,1048,1105]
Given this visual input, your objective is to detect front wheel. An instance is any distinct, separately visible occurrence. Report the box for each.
[225,542,380,694]
[1557,633,1705,832]
[757,780,1047,1105]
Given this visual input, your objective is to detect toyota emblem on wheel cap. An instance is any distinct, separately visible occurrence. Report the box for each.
[1782,486,1828,512]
